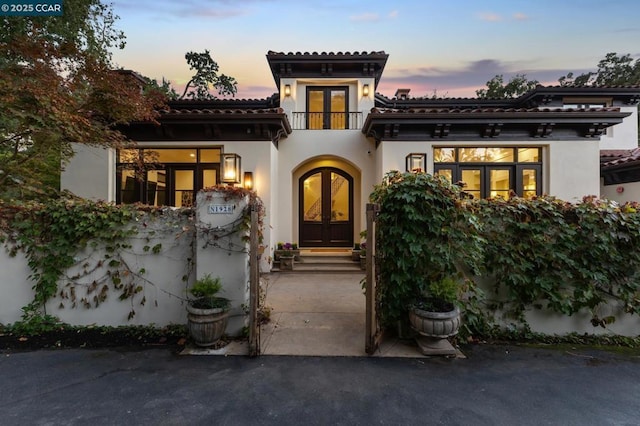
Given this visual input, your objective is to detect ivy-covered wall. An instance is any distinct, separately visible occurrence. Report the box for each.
[372,172,640,338]
[0,188,258,331]
[0,203,195,326]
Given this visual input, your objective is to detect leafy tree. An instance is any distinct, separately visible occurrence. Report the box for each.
[476,74,539,99]
[559,52,640,86]
[179,50,237,100]
[0,0,166,201]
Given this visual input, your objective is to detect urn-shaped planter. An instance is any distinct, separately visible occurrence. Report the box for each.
[187,274,230,347]
[187,305,229,347]
[279,255,295,271]
[409,305,461,338]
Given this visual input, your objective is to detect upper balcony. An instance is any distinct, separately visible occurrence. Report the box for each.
[290,112,364,130]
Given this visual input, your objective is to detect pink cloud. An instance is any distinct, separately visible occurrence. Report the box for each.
[478,12,502,22]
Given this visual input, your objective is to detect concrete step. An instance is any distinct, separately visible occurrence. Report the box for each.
[298,256,355,264]
[273,254,363,273]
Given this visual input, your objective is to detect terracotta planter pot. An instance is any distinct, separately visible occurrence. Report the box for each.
[409,306,461,338]
[187,305,229,347]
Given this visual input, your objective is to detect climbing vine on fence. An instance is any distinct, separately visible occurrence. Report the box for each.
[371,171,640,337]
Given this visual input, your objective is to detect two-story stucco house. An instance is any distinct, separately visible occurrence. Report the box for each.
[61,51,640,263]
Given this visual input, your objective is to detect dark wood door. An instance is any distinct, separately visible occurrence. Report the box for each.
[299,168,353,247]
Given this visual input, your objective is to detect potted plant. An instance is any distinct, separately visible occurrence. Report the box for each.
[409,275,461,339]
[274,242,300,262]
[186,274,230,347]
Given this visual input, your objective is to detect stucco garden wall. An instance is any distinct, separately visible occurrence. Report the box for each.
[0,211,194,327]
[0,191,252,333]
[474,277,639,337]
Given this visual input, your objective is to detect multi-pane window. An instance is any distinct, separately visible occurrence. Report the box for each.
[434,147,542,199]
[117,148,221,207]
[307,87,348,129]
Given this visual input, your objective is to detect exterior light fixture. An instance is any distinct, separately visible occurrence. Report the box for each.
[243,171,254,190]
[406,153,426,173]
[284,84,291,97]
[222,153,241,184]
[363,84,370,97]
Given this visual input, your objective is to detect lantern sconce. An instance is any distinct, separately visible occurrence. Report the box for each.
[284,84,291,97]
[362,84,370,97]
[406,153,426,173]
[243,171,254,190]
[222,153,241,184]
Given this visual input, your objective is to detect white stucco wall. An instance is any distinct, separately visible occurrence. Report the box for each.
[0,250,34,325]
[195,191,250,336]
[599,105,638,150]
[1,212,195,327]
[275,129,375,244]
[547,139,601,201]
[600,178,640,203]
[1,201,252,335]
[273,77,376,245]
[376,139,603,201]
[61,144,115,201]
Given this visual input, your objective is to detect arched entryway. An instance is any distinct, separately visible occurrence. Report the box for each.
[299,167,354,247]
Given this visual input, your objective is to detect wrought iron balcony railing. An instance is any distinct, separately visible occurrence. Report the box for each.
[291,112,364,130]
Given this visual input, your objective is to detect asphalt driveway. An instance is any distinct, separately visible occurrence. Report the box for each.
[1,344,639,425]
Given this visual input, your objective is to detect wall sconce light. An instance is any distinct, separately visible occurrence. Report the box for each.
[362,84,370,97]
[284,84,291,97]
[243,172,254,190]
[222,153,241,184]
[406,153,426,173]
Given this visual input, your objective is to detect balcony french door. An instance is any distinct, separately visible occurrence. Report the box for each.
[307,87,348,129]
[299,168,353,247]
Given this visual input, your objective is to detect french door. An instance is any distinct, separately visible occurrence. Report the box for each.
[299,168,353,247]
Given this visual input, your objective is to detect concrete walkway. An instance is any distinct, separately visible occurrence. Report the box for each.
[260,272,425,357]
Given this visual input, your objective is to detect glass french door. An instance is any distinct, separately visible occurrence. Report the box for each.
[299,168,353,247]
[307,87,348,129]
[459,166,513,199]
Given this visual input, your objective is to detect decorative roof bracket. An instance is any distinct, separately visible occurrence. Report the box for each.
[432,123,450,138]
[482,123,502,138]
[534,123,555,138]
[586,123,606,137]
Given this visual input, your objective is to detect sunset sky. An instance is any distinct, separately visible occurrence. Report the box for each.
[110,0,640,99]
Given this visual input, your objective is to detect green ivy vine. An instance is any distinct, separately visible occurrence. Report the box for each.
[0,186,264,325]
[372,171,640,337]
[1,198,195,321]
[370,171,485,332]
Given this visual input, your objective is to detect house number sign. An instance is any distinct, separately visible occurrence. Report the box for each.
[208,204,235,214]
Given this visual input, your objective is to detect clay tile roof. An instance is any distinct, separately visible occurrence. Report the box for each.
[371,106,621,115]
[159,107,285,115]
[267,50,387,57]
[601,147,640,168]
